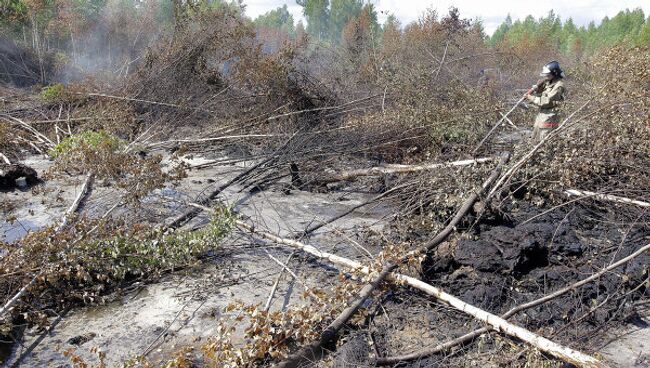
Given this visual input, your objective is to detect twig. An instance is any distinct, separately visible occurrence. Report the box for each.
[264,252,295,312]
[265,250,308,291]
[433,41,449,82]
[168,131,298,229]
[145,134,281,148]
[142,303,188,356]
[473,94,527,154]
[499,111,519,130]
[416,153,509,253]
[0,114,55,148]
[266,95,381,121]
[0,276,38,319]
[563,189,650,208]
[488,98,594,198]
[85,93,216,114]
[300,183,407,237]
[0,152,11,164]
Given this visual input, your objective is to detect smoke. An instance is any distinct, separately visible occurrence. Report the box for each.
[0,37,51,87]
[41,0,167,84]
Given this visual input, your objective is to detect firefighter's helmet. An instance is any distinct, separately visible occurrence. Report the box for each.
[540,60,564,78]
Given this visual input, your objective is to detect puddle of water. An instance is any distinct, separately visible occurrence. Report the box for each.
[1,218,45,243]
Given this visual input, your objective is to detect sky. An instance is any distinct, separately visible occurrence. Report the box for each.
[241,0,650,35]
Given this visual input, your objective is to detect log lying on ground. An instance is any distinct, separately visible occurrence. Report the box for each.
[278,154,511,366]
[563,189,650,208]
[316,157,494,184]
[234,220,605,368]
[55,172,94,232]
[418,153,509,253]
[376,242,650,365]
[275,265,396,368]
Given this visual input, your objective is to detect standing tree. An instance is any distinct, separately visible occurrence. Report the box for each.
[296,0,329,41]
[328,0,362,41]
[254,4,295,35]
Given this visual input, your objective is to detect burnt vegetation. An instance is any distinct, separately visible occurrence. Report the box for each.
[0,1,649,367]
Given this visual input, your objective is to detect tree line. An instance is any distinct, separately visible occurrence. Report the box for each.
[489,8,650,56]
[0,0,648,81]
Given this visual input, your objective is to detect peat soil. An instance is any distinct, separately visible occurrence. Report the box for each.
[408,198,649,367]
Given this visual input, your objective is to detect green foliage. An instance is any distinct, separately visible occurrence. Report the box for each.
[0,208,234,331]
[47,130,184,204]
[489,8,650,55]
[40,83,66,102]
[0,0,28,31]
[79,208,234,279]
[253,4,295,34]
[295,0,379,43]
[328,0,363,40]
[49,130,124,158]
[297,0,330,40]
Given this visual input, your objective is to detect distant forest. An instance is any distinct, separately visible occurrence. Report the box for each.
[0,0,648,81]
[488,8,650,55]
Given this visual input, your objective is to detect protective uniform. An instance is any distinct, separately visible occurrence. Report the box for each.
[526,61,566,142]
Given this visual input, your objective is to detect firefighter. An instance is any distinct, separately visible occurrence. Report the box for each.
[526,60,566,142]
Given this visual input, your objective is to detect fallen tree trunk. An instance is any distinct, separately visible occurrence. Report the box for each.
[563,189,650,208]
[316,157,495,184]
[234,220,605,368]
[279,154,511,365]
[375,242,650,365]
[55,172,94,232]
[405,152,510,257]
[275,265,396,368]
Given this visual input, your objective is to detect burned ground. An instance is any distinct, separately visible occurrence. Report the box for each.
[1,7,649,368]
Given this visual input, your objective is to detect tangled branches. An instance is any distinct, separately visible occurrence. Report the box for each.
[0,209,233,337]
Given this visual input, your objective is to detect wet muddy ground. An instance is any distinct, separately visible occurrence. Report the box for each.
[1,152,648,367]
[3,153,392,366]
